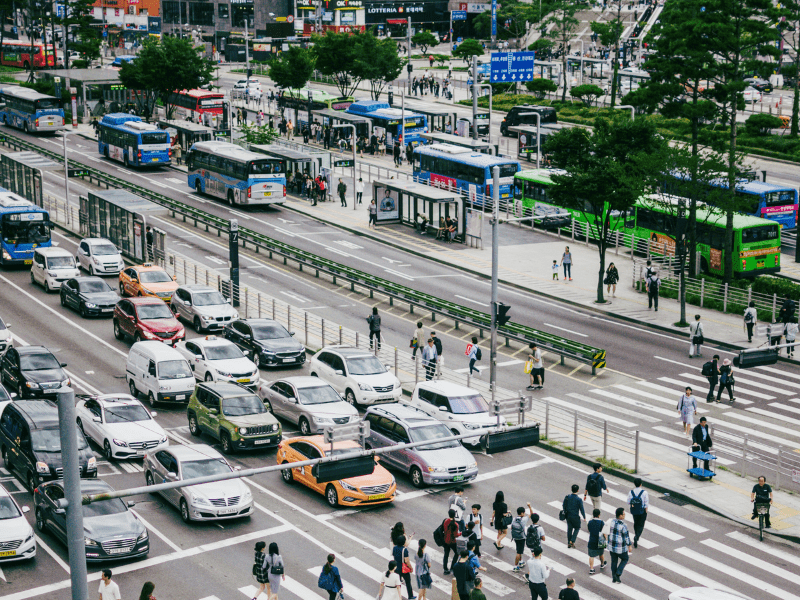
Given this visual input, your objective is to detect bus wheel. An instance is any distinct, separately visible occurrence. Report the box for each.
[227,190,235,206]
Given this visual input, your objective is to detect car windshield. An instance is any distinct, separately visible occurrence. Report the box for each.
[0,496,21,520]
[31,428,87,451]
[47,256,74,269]
[205,345,244,360]
[410,424,460,449]
[83,497,128,518]
[298,385,342,405]
[181,459,232,479]
[79,280,113,294]
[251,323,291,340]
[139,270,173,284]
[346,356,385,376]
[104,404,151,424]
[92,244,118,256]
[449,394,490,414]
[0,385,10,401]
[192,291,227,306]
[222,394,266,416]
[19,352,60,371]
[1,218,50,245]
[157,360,192,379]
[137,304,173,320]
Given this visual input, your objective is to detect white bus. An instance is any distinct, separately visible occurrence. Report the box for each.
[186,141,286,206]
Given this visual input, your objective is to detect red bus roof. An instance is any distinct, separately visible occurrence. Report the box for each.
[176,89,225,99]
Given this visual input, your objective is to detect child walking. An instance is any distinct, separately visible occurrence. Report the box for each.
[552,260,559,281]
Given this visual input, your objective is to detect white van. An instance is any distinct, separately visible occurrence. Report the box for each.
[31,247,80,292]
[126,341,196,407]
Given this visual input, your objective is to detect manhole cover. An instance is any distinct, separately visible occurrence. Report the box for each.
[660,494,689,506]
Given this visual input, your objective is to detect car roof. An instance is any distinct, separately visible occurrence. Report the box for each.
[164,443,224,461]
[134,263,166,272]
[16,345,55,356]
[83,238,113,245]
[90,394,142,407]
[45,478,113,493]
[239,318,280,326]
[179,284,217,292]
[128,296,169,305]
[73,276,107,284]
[322,346,373,359]
[417,380,480,396]
[200,382,254,397]
[291,435,359,450]
[35,247,72,256]
[366,403,436,425]
[277,376,334,388]
[9,400,59,428]
[192,336,236,348]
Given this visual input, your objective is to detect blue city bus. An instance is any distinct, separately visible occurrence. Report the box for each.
[346,100,428,148]
[665,172,798,230]
[98,113,171,167]
[0,86,64,133]
[412,143,521,203]
[186,141,286,206]
[0,189,51,267]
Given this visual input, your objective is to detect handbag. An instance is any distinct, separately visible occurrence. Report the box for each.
[559,509,567,521]
[524,360,534,374]
[597,536,607,550]
[271,560,284,576]
[409,338,416,348]
[501,513,513,527]
[402,562,413,574]
[692,334,704,345]
[420,572,433,587]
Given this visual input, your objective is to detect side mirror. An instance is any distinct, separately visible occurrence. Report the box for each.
[438,405,449,412]
[335,370,344,376]
[60,363,67,368]
[22,505,30,513]
[92,416,101,423]
[289,331,296,336]
[10,392,17,399]
[184,300,191,306]
[234,466,242,471]
[209,408,218,415]
[150,411,157,417]
[127,500,136,507]
[53,508,65,515]
[167,472,178,480]
[172,276,177,281]
[243,350,251,357]
[4,323,9,328]
[131,276,138,282]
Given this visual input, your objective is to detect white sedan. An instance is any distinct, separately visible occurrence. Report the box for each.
[742,86,762,103]
[174,336,259,389]
[76,394,168,461]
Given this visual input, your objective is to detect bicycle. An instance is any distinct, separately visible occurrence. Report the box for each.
[754,501,771,541]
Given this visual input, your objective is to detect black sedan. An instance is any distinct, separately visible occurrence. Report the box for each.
[0,346,69,399]
[60,277,121,318]
[224,318,306,368]
[34,479,149,562]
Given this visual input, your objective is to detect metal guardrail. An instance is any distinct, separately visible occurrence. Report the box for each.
[0,131,608,373]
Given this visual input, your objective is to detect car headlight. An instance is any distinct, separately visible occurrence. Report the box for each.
[394,379,401,389]
[159,385,170,391]
[63,378,71,387]
[84,537,99,547]
[313,416,332,424]
[358,383,373,391]
[349,415,360,422]
[142,288,154,295]
[261,349,276,356]
[463,423,481,430]
[216,370,233,378]
[36,461,49,474]
[136,530,148,542]
[427,466,447,473]
[88,457,96,467]
[23,533,34,544]
[2,250,10,260]
[26,381,41,389]
[200,314,213,323]
[92,257,100,264]
[84,302,98,308]
[243,487,252,500]
[143,330,159,340]
[469,461,477,469]
[159,436,167,444]
[339,480,357,491]
[112,438,128,447]
[47,271,57,277]
[232,311,240,319]
[239,427,248,435]
[190,493,209,506]
[252,369,259,377]
[271,423,279,432]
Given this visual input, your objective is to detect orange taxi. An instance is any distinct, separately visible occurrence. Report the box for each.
[277,435,396,507]
[119,263,179,302]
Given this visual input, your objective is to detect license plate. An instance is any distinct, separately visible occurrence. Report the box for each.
[282,358,295,363]
[0,550,16,557]
[237,378,250,383]
[367,494,385,500]
[24,260,32,265]
[176,394,186,400]
[217,508,237,515]
[102,308,114,313]
[453,475,465,481]
[106,547,131,555]
[152,158,159,162]
[136,450,145,456]
[254,438,271,445]
[265,192,272,196]
[757,260,765,268]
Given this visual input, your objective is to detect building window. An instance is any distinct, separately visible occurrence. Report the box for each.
[189,2,214,25]
[231,3,253,27]
[162,1,186,25]
[218,4,229,19]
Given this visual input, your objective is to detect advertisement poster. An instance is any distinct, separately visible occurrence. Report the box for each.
[649,232,676,256]
[374,185,399,222]
[710,247,722,270]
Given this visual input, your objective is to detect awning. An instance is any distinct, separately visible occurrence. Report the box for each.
[386,18,407,24]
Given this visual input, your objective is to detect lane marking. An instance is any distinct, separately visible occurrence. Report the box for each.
[455,294,489,307]
[543,323,588,337]
[129,508,183,553]
[34,535,70,573]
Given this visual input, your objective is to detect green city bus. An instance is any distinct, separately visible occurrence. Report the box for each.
[515,168,782,277]
[277,88,354,112]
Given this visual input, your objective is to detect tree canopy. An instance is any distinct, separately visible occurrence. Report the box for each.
[452,39,485,63]
[411,31,438,54]
[310,31,366,98]
[525,78,558,98]
[356,36,406,100]
[269,46,315,91]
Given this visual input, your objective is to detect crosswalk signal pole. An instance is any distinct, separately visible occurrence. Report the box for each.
[490,166,499,405]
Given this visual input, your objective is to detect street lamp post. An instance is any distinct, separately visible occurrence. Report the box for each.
[59,130,74,225]
[332,124,357,211]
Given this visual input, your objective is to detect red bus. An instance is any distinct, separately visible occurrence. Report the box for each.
[167,89,224,123]
[0,40,56,70]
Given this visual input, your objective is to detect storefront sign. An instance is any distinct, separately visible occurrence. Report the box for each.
[326,0,363,7]
[467,3,489,12]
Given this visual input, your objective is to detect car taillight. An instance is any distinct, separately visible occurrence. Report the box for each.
[138,151,142,159]
[486,184,491,196]
[283,185,287,197]
[168,148,172,157]
[248,187,251,198]
[35,118,39,127]
[61,117,64,126]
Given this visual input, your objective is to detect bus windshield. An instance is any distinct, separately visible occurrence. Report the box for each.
[141,132,168,145]
[405,117,425,129]
[1,217,50,244]
[742,225,780,244]
[34,98,59,110]
[249,159,284,175]
[766,191,796,207]
[498,164,519,178]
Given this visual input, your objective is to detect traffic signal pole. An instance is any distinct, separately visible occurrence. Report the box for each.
[472,55,479,141]
[490,166,499,405]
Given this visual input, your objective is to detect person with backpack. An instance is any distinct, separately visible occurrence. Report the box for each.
[367,307,382,351]
[466,540,486,595]
[626,478,649,548]
[677,387,697,435]
[431,331,443,374]
[716,358,735,403]
[584,463,608,512]
[468,337,481,378]
[779,294,796,324]
[448,487,467,530]
[467,504,483,556]
[442,509,460,574]
[743,301,758,343]
[511,503,533,572]
[647,272,660,311]
[317,554,343,600]
[586,509,607,575]
[525,513,546,555]
[689,314,704,358]
[457,521,478,556]
[702,354,720,403]
[562,484,586,549]
[452,551,474,600]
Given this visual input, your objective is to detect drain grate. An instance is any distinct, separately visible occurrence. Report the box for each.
[660,494,689,506]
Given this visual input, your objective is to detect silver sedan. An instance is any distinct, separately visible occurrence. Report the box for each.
[258,376,359,436]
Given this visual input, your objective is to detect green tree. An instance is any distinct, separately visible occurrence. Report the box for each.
[745,113,783,136]
[525,78,557,98]
[545,0,580,102]
[452,38,484,64]
[240,124,280,145]
[57,0,102,67]
[311,31,365,98]
[118,36,214,119]
[474,0,540,47]
[591,3,624,107]
[778,1,800,136]
[570,84,603,106]
[411,30,438,54]
[355,35,406,100]
[544,118,668,303]
[268,46,315,92]
[528,38,553,54]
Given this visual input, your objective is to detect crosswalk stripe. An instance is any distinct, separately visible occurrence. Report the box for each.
[639,430,737,466]
[200,596,223,600]
[724,374,795,395]
[727,530,800,567]
[345,555,449,598]
[543,396,639,427]
[657,377,754,404]
[622,563,682,593]
[614,384,710,413]
[639,381,731,408]
[728,410,800,440]
[601,488,708,533]
[568,393,661,423]
[545,500,682,542]
[537,508,657,549]
[747,406,800,429]
[647,556,750,599]
[711,429,778,456]
[675,547,800,600]
[275,576,328,600]
[758,365,800,380]
[767,401,800,417]
[701,538,800,586]
[741,369,800,389]
[589,389,677,418]
[678,373,773,400]
[709,416,799,448]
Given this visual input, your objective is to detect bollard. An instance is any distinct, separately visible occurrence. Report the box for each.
[288,305,291,332]
[356,331,359,348]
[773,293,777,322]
[244,288,248,318]
[700,279,705,308]
[394,347,398,377]
[322,319,326,347]
[776,446,783,491]
[258,293,262,317]
[571,220,575,241]
[339,326,343,345]
[272,298,276,320]
[415,355,419,384]
[545,401,549,440]
[723,283,728,313]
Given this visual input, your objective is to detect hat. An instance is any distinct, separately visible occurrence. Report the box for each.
[723,358,731,366]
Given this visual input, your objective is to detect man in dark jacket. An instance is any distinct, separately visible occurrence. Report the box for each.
[323,125,331,150]
[704,354,719,403]
[562,484,585,549]
[779,295,796,324]
[431,331,443,375]
[367,307,381,350]
[337,178,347,207]
[393,142,401,167]
[692,417,713,471]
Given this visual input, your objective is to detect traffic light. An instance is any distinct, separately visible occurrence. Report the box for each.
[407,63,413,74]
[247,68,253,79]
[311,454,375,482]
[494,302,511,327]
[733,347,779,369]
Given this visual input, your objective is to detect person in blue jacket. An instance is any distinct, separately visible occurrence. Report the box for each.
[319,553,344,600]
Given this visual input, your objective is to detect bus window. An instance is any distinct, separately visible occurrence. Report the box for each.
[498,164,518,178]
[742,225,779,243]
[766,191,796,207]
[733,190,760,214]
[141,131,168,145]
[625,208,636,229]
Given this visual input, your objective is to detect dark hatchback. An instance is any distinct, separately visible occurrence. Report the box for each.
[60,276,121,318]
[224,319,306,368]
[0,346,69,399]
[34,479,148,562]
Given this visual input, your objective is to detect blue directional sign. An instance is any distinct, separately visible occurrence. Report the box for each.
[490,51,536,82]
[452,10,467,20]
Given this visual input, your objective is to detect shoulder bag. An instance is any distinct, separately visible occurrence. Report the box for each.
[502,513,513,528]
[270,556,285,576]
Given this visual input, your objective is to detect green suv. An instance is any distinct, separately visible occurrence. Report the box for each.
[187,382,281,453]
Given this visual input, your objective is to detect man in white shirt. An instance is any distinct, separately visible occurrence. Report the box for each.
[525,546,550,600]
[626,477,649,548]
[99,569,121,600]
[355,178,364,204]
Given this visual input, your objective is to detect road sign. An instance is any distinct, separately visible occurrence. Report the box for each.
[452,10,467,20]
[68,169,89,178]
[335,159,354,168]
[490,51,536,82]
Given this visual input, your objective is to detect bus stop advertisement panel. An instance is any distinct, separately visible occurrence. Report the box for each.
[372,180,464,239]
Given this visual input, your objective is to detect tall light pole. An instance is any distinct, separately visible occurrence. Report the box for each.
[333,123,357,211]
[489,166,500,404]
[472,55,479,141]
[59,130,73,225]
[477,83,493,150]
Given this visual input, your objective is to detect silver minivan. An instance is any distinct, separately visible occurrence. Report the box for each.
[363,404,478,488]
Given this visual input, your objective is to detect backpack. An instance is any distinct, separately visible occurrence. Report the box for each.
[701,361,715,377]
[525,524,541,549]
[744,310,754,324]
[433,519,446,547]
[586,474,600,497]
[475,347,482,361]
[317,568,334,591]
[629,490,645,516]
[510,517,525,540]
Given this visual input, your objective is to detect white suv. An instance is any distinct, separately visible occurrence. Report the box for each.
[308,346,401,407]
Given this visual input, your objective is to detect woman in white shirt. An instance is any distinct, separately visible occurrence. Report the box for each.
[378,561,402,600]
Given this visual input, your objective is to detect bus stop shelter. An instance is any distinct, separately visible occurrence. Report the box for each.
[157,119,213,150]
[312,109,371,140]
[371,179,464,241]
[39,69,128,121]
[401,100,458,135]
[80,189,168,263]
[421,132,492,154]
[0,151,62,209]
